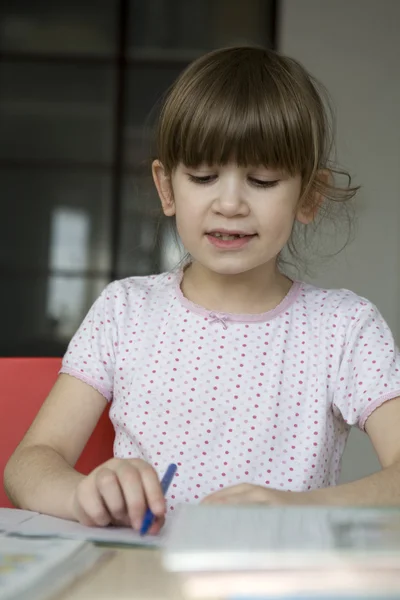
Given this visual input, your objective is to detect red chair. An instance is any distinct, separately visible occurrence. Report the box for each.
[1,357,115,508]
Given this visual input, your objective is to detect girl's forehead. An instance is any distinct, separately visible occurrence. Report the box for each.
[163,112,308,176]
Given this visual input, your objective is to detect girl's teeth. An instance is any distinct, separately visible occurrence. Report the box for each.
[213,233,246,240]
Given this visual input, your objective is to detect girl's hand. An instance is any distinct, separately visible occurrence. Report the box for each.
[201,483,304,506]
[71,458,165,533]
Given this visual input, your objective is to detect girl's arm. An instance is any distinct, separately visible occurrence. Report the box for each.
[306,395,400,506]
[4,374,107,518]
[4,374,166,531]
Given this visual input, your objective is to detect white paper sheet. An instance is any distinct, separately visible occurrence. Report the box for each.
[0,508,39,531]
[1,509,167,547]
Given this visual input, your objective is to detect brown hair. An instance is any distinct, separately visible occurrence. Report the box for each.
[155,46,359,269]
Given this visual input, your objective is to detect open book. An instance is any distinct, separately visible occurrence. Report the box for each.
[163,505,400,572]
[0,534,105,600]
[163,505,400,598]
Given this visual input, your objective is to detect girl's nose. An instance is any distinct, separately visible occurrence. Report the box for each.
[212,182,249,217]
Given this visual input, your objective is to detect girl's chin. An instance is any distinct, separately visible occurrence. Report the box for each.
[191,258,275,277]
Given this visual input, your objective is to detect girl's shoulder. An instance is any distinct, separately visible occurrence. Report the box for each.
[297,280,378,324]
[95,271,178,317]
[103,271,177,298]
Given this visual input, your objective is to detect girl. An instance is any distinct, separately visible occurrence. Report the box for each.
[5,46,400,535]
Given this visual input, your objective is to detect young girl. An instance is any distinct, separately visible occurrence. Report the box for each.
[5,46,400,535]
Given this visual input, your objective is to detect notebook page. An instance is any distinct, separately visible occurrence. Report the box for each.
[0,509,39,531]
[7,511,170,547]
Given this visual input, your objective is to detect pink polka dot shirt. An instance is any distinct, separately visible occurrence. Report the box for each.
[60,270,400,511]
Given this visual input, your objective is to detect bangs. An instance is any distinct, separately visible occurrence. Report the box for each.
[157,47,325,176]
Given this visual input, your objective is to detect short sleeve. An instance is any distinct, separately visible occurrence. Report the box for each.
[60,281,119,401]
[333,300,400,430]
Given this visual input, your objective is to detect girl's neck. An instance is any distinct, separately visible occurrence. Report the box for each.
[180,261,293,315]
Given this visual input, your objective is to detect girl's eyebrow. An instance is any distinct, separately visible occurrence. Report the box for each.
[251,167,289,178]
[185,166,215,172]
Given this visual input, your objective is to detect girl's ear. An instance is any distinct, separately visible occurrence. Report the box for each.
[152,160,175,216]
[296,169,331,225]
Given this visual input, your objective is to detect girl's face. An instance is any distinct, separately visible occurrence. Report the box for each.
[153,161,309,277]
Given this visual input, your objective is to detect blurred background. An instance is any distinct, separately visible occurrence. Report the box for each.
[1,0,399,482]
[0,0,276,358]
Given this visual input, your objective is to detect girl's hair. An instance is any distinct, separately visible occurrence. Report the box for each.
[154,46,359,271]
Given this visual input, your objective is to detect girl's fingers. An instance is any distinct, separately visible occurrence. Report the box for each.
[117,462,149,529]
[137,463,166,516]
[75,476,112,527]
[118,461,166,530]
[96,468,127,523]
[202,484,276,505]
[202,484,248,504]
[147,515,165,535]
[73,502,94,527]
[75,460,168,532]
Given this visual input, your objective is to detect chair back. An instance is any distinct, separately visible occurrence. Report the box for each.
[0,357,114,508]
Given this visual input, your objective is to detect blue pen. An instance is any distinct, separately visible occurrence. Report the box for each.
[140,463,177,536]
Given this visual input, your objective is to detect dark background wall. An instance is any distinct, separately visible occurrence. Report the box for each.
[0,0,277,356]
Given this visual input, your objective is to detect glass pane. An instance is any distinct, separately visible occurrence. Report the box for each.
[0,62,115,162]
[0,168,112,272]
[117,174,185,277]
[211,0,275,48]
[0,274,108,357]
[124,65,182,166]
[0,0,117,56]
[127,0,274,59]
[117,174,161,276]
[158,221,186,273]
[46,275,109,342]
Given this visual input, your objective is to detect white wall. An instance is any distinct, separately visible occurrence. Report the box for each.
[279,0,400,483]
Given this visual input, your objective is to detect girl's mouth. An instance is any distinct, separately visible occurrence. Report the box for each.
[206,232,256,249]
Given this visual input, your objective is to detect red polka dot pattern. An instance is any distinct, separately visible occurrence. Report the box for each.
[61,272,400,511]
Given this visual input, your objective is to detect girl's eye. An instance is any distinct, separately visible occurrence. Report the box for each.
[188,174,217,185]
[187,174,279,188]
[249,178,279,188]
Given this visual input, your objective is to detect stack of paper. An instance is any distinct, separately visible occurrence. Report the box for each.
[162,505,400,598]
